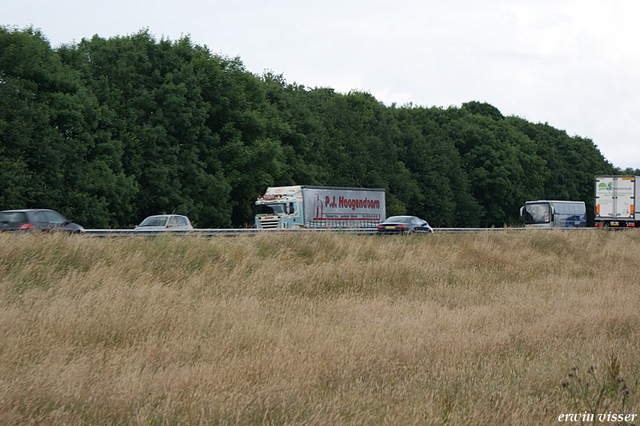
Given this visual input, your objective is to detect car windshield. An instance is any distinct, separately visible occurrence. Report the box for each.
[0,212,27,223]
[139,216,168,227]
[385,216,412,224]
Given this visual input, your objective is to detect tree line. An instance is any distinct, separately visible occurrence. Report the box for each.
[1,27,634,228]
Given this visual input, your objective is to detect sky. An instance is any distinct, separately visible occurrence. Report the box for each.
[6,0,640,169]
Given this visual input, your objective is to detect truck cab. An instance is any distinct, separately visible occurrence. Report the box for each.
[254,186,304,229]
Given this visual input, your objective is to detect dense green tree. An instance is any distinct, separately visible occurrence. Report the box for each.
[441,108,546,226]
[60,31,232,227]
[619,167,640,175]
[393,106,480,227]
[300,90,422,216]
[462,101,504,121]
[1,28,627,229]
[508,118,615,225]
[0,26,138,227]
[259,73,328,186]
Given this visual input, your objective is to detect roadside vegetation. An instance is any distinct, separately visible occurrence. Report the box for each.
[1,230,639,425]
[4,27,638,230]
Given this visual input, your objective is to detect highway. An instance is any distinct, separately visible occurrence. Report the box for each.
[82,227,596,237]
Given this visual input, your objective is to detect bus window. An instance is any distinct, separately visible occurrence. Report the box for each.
[524,203,550,224]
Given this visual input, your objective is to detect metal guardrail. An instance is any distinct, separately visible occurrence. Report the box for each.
[82,227,597,237]
[83,228,378,237]
[433,228,521,233]
[433,227,597,233]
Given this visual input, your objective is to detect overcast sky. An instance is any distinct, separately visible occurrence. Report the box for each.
[6,0,640,169]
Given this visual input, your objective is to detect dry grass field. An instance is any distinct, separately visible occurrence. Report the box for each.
[1,230,639,425]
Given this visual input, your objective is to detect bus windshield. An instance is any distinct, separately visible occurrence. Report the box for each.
[254,203,285,215]
[524,203,550,224]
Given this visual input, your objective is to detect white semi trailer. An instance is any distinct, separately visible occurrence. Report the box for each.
[594,175,640,228]
[254,185,386,229]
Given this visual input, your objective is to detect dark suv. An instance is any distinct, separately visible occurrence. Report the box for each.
[0,209,85,233]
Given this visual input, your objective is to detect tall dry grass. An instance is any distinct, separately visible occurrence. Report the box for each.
[0,230,639,425]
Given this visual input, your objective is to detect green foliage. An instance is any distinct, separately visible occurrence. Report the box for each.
[0,26,138,227]
[510,118,615,225]
[0,27,621,228]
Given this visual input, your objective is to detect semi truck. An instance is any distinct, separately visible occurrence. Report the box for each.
[594,175,640,227]
[254,186,386,229]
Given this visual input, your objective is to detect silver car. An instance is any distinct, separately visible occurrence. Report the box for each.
[135,215,194,231]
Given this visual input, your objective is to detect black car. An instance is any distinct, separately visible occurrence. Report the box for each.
[377,215,433,235]
[0,209,85,233]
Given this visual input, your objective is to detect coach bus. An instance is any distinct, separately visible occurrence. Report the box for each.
[520,200,587,228]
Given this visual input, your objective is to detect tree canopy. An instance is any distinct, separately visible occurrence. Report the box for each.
[1,27,619,228]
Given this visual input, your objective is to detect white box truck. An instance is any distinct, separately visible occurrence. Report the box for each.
[254,185,386,229]
[595,175,640,227]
